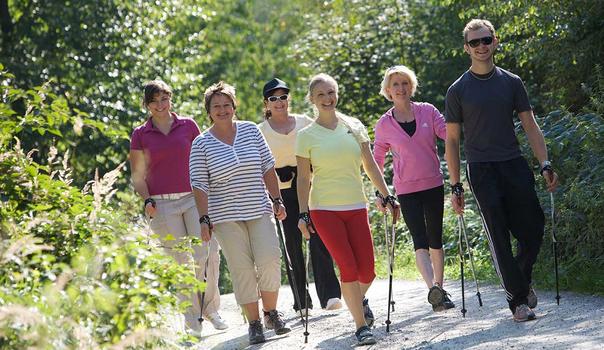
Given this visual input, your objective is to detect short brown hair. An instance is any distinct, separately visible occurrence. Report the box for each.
[463,19,496,42]
[142,80,172,108]
[203,81,237,115]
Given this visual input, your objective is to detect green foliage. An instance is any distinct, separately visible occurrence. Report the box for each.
[528,107,604,293]
[0,71,200,348]
[0,0,214,185]
[1,6,603,346]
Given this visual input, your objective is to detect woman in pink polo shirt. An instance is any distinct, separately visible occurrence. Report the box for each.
[129,80,227,336]
[373,66,455,312]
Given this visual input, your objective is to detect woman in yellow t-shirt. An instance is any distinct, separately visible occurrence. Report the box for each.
[295,73,399,346]
[258,78,342,315]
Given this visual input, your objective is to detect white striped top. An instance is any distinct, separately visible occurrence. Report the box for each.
[189,121,275,224]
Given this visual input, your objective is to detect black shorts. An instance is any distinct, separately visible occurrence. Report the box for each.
[398,185,444,250]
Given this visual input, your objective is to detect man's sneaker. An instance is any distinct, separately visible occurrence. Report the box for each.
[248,320,266,345]
[355,325,377,345]
[263,310,291,335]
[513,304,536,322]
[433,291,456,312]
[205,312,228,330]
[428,285,445,307]
[325,297,343,310]
[527,285,538,309]
[362,298,375,327]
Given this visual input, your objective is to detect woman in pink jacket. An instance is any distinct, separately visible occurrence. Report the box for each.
[373,65,454,312]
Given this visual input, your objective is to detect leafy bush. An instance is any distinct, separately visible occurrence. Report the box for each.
[0,66,201,348]
[527,82,604,294]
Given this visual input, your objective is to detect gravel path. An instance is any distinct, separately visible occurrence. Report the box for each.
[197,279,604,349]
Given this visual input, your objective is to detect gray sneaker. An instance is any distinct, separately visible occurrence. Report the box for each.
[248,320,266,344]
[513,304,536,322]
[263,310,291,335]
[527,285,538,309]
[355,325,377,345]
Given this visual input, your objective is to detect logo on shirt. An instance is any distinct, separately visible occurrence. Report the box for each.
[422,122,429,128]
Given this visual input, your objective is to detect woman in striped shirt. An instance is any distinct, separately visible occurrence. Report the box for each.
[189,81,290,345]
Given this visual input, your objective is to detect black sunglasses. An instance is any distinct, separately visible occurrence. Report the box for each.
[467,36,493,48]
[267,94,289,102]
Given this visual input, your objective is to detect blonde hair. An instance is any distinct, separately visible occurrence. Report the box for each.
[306,73,339,103]
[306,73,368,144]
[379,65,418,101]
[463,19,496,42]
[203,81,237,115]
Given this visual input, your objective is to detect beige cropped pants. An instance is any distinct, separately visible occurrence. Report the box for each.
[213,213,281,305]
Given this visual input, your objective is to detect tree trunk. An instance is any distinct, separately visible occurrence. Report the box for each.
[0,0,12,35]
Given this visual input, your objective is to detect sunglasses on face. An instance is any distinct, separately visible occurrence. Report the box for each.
[267,94,289,102]
[467,36,494,48]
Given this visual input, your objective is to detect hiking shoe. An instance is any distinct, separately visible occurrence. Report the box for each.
[362,298,375,327]
[248,320,266,344]
[433,291,456,312]
[513,304,536,322]
[264,310,291,335]
[433,289,455,312]
[325,297,343,310]
[527,285,538,309]
[355,325,377,345]
[428,285,445,307]
[205,312,228,330]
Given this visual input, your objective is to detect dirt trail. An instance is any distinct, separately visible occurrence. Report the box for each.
[196,279,604,349]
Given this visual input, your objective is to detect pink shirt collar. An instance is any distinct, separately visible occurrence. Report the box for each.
[141,112,185,133]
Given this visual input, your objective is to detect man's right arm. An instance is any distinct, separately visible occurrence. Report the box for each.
[445,123,462,184]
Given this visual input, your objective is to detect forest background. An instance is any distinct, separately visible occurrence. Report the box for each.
[1,0,603,348]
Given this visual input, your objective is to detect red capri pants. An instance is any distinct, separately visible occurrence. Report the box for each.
[310,208,376,283]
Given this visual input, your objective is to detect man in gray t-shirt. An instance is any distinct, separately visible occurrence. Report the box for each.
[444,19,559,323]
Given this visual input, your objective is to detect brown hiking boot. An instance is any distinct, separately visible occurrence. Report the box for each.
[264,310,291,335]
[513,304,536,322]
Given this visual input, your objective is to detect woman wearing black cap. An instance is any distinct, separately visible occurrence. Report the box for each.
[259,78,343,315]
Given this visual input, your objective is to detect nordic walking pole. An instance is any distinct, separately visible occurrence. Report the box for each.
[197,241,211,331]
[274,215,305,321]
[458,216,467,317]
[550,193,560,305]
[459,215,483,307]
[303,237,310,343]
[384,212,396,332]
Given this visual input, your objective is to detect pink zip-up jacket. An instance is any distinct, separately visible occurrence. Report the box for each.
[373,102,447,195]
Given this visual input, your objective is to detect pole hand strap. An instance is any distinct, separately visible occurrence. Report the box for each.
[451,182,464,197]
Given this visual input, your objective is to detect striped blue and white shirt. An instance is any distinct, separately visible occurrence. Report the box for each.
[189,121,275,224]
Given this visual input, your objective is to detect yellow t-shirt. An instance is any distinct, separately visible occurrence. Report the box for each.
[295,116,369,209]
[259,114,313,189]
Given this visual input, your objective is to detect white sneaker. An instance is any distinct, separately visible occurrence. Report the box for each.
[205,312,228,330]
[325,297,343,310]
[295,308,309,317]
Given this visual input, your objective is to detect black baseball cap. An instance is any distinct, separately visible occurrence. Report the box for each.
[263,78,290,99]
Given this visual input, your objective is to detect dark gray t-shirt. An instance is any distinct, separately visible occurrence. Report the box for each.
[445,67,532,163]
